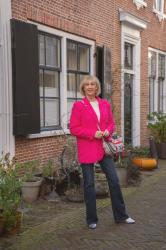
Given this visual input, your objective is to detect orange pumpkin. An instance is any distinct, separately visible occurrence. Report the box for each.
[132,157,157,170]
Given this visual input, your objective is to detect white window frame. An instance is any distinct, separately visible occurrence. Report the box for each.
[121,30,141,146]
[28,21,95,139]
[133,0,147,10]
[148,47,166,113]
[120,11,147,147]
[153,0,166,21]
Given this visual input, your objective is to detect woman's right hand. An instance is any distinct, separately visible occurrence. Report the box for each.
[94,131,103,139]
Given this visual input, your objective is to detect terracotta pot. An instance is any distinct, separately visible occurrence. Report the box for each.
[132,157,157,170]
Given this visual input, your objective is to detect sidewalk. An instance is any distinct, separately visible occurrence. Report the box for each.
[1,160,166,250]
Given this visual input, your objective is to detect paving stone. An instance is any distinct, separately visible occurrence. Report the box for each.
[0,160,166,250]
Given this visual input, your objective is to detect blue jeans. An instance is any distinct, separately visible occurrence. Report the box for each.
[81,155,128,225]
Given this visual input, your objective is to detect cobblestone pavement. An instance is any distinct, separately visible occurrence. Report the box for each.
[1,160,166,250]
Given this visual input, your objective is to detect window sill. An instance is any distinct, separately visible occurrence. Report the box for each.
[27,129,70,139]
[153,8,166,22]
[133,0,147,10]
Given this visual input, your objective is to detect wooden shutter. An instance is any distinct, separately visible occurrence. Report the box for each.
[11,19,40,136]
[96,46,112,98]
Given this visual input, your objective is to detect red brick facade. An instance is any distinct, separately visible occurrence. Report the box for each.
[11,0,166,164]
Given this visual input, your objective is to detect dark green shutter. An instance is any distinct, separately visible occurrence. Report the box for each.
[11,19,40,136]
[96,46,112,99]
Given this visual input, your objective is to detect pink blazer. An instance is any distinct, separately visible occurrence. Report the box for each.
[69,97,115,163]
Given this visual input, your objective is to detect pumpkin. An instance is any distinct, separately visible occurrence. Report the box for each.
[132,157,157,170]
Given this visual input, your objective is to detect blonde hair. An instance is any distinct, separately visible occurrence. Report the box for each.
[79,75,101,96]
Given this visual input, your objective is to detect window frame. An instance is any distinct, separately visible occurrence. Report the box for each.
[133,0,147,10]
[153,0,166,21]
[27,21,95,139]
[67,39,90,121]
[39,31,62,131]
[148,48,166,114]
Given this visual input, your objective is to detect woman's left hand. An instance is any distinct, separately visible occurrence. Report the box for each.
[103,130,109,137]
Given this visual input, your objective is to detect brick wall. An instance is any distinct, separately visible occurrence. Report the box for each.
[11,0,166,162]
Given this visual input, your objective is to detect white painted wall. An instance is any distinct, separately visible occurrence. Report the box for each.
[0,0,15,156]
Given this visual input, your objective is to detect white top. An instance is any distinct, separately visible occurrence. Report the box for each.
[90,100,100,121]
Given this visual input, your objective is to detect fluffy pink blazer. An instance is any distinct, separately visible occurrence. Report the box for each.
[69,97,115,163]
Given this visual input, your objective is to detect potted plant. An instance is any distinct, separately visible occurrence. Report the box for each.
[41,159,60,201]
[64,160,84,202]
[17,160,42,203]
[147,112,166,159]
[60,139,84,202]
[0,153,22,235]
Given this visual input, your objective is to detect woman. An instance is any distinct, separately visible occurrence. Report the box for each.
[69,75,135,229]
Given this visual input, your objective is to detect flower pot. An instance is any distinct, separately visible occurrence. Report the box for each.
[132,157,157,170]
[156,143,166,159]
[95,173,109,197]
[115,166,127,187]
[21,177,42,203]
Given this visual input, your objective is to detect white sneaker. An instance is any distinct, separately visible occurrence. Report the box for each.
[125,217,135,224]
[88,223,97,229]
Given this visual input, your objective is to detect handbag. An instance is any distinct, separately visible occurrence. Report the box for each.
[97,124,124,156]
[102,134,124,156]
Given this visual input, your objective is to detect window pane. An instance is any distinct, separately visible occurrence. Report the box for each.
[39,69,44,97]
[77,74,85,98]
[40,98,44,127]
[148,51,156,78]
[46,36,60,67]
[79,45,90,72]
[124,43,133,70]
[44,70,59,97]
[45,98,59,126]
[39,34,45,65]
[67,41,77,70]
[158,79,164,112]
[67,73,76,98]
[158,54,165,79]
[149,78,155,113]
[124,73,133,144]
[156,0,163,12]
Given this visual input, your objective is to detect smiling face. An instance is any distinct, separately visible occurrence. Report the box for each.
[83,81,98,98]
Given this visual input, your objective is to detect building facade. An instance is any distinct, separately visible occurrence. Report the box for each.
[0,0,166,164]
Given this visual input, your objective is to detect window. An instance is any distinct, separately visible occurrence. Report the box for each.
[124,42,133,70]
[154,0,164,12]
[148,51,156,113]
[148,49,166,114]
[153,0,166,21]
[133,0,147,10]
[124,42,134,144]
[158,54,165,112]
[67,40,90,120]
[39,33,61,130]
